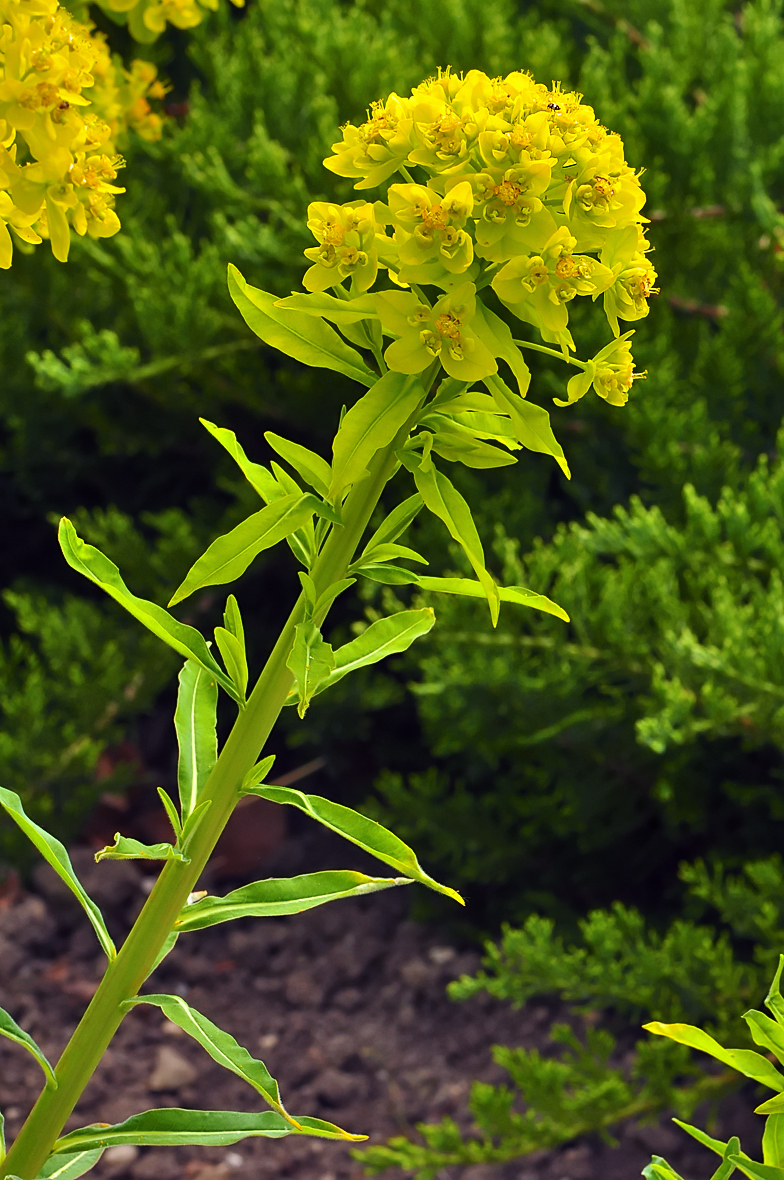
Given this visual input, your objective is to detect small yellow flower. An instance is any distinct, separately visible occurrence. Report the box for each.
[556,331,646,407]
[376,281,497,382]
[386,181,474,284]
[303,201,381,293]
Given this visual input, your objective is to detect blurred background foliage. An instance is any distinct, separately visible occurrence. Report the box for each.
[4,0,784,1168]
[3,0,784,936]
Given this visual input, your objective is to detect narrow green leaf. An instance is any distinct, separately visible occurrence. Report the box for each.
[764,1117,784,1167]
[767,957,784,1027]
[147,931,178,979]
[353,564,420,585]
[242,755,276,791]
[264,433,332,498]
[215,627,248,704]
[0,786,114,961]
[430,426,519,469]
[179,799,212,853]
[223,594,245,648]
[275,292,379,324]
[175,871,411,931]
[228,265,375,388]
[241,787,464,905]
[58,519,238,703]
[0,1003,57,1089]
[643,1157,686,1180]
[174,659,218,821]
[156,788,182,841]
[673,1120,730,1157]
[361,494,423,555]
[316,608,435,692]
[728,1157,784,1180]
[125,995,296,1123]
[715,1139,743,1180]
[313,578,356,618]
[415,576,570,621]
[473,300,532,396]
[403,455,500,625]
[330,372,424,499]
[0,1110,4,1159]
[169,494,319,606]
[485,374,571,478]
[645,1023,784,1091]
[94,834,188,864]
[200,420,283,505]
[286,622,335,718]
[746,1010,784,1065]
[357,543,427,566]
[54,1108,365,1150]
[39,1150,104,1179]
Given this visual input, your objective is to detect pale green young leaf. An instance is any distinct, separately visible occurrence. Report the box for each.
[415,576,570,621]
[200,420,283,505]
[643,1157,686,1180]
[430,426,519,469]
[353,564,419,585]
[54,1109,365,1150]
[728,1158,784,1180]
[0,1003,57,1088]
[275,292,379,324]
[447,410,520,443]
[156,788,182,841]
[429,391,498,414]
[330,372,424,499]
[356,543,427,566]
[402,455,500,625]
[94,834,189,864]
[746,1010,784,1065]
[38,1150,104,1179]
[360,494,423,557]
[645,1023,784,1090]
[767,957,784,1026]
[215,627,248,704]
[672,1120,731,1157]
[473,301,532,396]
[485,374,571,478]
[1,1110,4,1158]
[147,931,179,979]
[125,995,295,1123]
[174,659,218,821]
[179,799,212,854]
[0,785,115,960]
[169,494,318,606]
[241,787,463,904]
[286,622,335,718]
[58,519,239,703]
[264,433,332,498]
[228,265,375,388]
[764,1117,784,1166]
[223,594,245,648]
[313,578,356,619]
[242,754,276,791]
[315,608,435,691]
[175,870,411,931]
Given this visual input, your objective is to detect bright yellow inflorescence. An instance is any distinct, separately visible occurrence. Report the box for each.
[310,68,657,407]
[0,0,166,268]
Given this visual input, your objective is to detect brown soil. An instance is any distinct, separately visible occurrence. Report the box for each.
[0,819,760,1180]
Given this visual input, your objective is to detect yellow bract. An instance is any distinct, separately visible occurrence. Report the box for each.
[0,0,165,267]
[318,67,658,402]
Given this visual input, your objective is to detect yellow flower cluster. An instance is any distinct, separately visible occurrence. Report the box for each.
[67,0,242,45]
[305,68,657,406]
[0,0,166,268]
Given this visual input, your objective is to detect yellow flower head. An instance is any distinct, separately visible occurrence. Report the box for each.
[0,0,166,266]
[315,68,655,399]
[557,331,646,407]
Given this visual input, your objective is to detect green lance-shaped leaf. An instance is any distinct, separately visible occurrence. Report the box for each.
[58,519,239,703]
[38,1150,105,1179]
[485,374,570,478]
[415,576,569,621]
[228,265,375,388]
[643,1157,687,1180]
[355,543,427,567]
[764,1117,784,1167]
[310,608,435,695]
[175,870,412,931]
[215,626,248,704]
[264,433,332,498]
[312,577,356,618]
[223,594,245,646]
[1,1109,4,1159]
[361,493,423,556]
[286,622,335,718]
[169,494,323,607]
[644,1022,784,1091]
[352,563,421,585]
[0,1002,57,1089]
[401,452,500,625]
[125,995,297,1124]
[429,424,519,469]
[746,1009,784,1066]
[728,1159,784,1180]
[767,957,784,1027]
[473,300,532,397]
[242,754,276,792]
[54,1109,365,1150]
[94,835,189,864]
[157,788,182,841]
[330,372,424,500]
[241,787,463,905]
[275,292,380,325]
[200,419,284,504]
[0,786,114,961]
[174,659,218,822]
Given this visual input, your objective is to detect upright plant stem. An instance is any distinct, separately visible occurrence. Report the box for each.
[0,415,419,1179]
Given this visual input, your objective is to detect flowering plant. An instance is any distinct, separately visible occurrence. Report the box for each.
[0,0,166,267]
[0,68,653,1178]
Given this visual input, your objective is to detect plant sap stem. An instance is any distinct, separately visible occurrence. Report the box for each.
[0,410,421,1179]
[512,338,588,368]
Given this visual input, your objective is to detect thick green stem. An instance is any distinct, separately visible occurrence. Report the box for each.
[1,421,414,1179]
